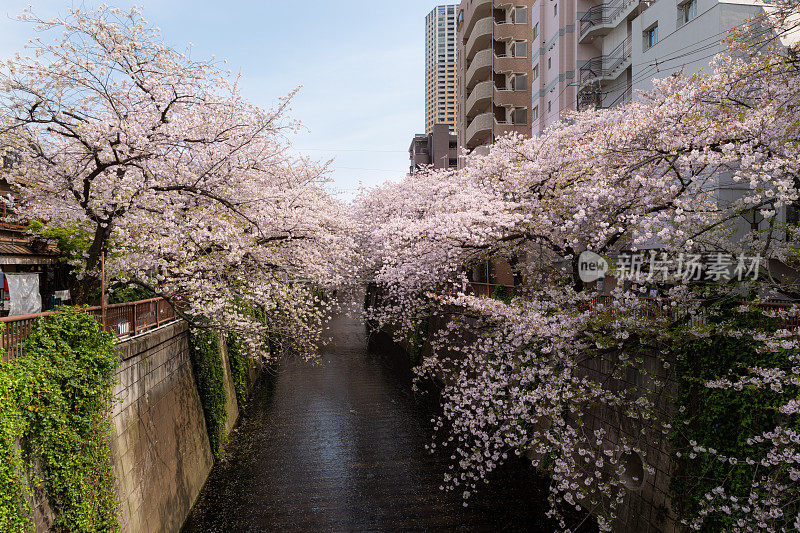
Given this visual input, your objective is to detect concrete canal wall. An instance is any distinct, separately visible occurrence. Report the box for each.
[30,320,257,533]
[367,286,682,533]
[112,321,213,533]
[111,320,259,533]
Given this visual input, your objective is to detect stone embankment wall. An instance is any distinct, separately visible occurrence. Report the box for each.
[112,321,210,533]
[112,321,258,533]
[367,286,681,533]
[576,348,680,532]
[31,320,258,533]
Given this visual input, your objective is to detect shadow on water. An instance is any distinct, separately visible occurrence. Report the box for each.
[182,312,597,532]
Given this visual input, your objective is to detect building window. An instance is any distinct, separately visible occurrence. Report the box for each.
[678,0,698,25]
[533,22,539,40]
[513,41,528,58]
[554,3,558,16]
[513,6,528,24]
[532,105,539,120]
[548,57,552,70]
[512,108,527,125]
[513,73,527,91]
[532,64,539,81]
[547,100,552,113]
[644,24,659,49]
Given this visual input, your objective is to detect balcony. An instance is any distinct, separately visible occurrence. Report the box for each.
[579,0,639,44]
[578,85,632,111]
[460,0,493,37]
[465,112,493,151]
[465,17,493,62]
[465,49,493,90]
[578,36,632,92]
[466,80,493,120]
[494,87,530,108]
[494,118,529,136]
[493,21,529,42]
[494,54,531,75]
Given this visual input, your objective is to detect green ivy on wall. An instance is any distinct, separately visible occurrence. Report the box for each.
[670,310,800,531]
[0,356,34,532]
[0,308,119,532]
[189,329,228,459]
[225,334,252,410]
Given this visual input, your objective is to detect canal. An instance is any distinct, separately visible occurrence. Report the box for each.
[182,310,560,532]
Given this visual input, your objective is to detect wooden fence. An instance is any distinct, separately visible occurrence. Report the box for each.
[0,298,177,361]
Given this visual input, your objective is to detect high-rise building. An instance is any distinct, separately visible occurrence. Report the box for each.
[425,5,459,135]
[456,1,538,157]
[458,0,777,144]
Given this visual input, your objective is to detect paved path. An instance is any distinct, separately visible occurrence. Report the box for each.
[182,311,555,532]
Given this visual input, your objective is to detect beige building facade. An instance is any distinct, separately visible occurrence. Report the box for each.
[426,5,459,135]
[457,0,538,156]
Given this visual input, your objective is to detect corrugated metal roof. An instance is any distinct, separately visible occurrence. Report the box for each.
[0,243,34,255]
[0,240,59,257]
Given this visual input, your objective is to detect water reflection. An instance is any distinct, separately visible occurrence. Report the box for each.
[182,312,566,532]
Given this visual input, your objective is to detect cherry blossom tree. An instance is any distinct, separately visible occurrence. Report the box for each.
[357,1,800,529]
[0,6,357,357]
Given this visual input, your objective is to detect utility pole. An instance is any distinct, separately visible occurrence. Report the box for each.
[101,251,107,330]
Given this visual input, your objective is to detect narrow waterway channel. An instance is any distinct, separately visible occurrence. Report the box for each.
[182,310,560,532]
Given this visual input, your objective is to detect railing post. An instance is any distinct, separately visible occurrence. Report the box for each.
[132,303,138,336]
[101,252,107,331]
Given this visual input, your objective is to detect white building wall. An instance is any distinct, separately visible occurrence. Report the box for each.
[632,0,766,95]
[631,0,774,242]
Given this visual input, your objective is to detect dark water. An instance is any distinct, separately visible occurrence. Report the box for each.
[181,311,565,532]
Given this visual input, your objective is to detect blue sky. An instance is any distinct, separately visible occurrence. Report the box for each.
[0,1,445,199]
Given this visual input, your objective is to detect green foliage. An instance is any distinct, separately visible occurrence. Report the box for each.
[670,310,800,531]
[0,351,34,532]
[28,221,92,264]
[108,285,155,305]
[491,285,516,304]
[0,308,120,532]
[225,334,252,409]
[189,329,228,459]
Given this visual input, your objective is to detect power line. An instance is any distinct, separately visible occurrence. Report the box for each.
[295,148,408,154]
[334,166,405,173]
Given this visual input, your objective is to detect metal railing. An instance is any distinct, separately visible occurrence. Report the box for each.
[589,296,800,330]
[0,297,177,361]
[580,0,637,37]
[579,36,633,87]
[466,282,517,298]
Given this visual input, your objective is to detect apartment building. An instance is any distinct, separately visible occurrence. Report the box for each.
[632,0,769,93]
[409,124,459,174]
[575,0,639,112]
[533,0,597,133]
[576,0,772,112]
[426,5,459,135]
[457,0,538,157]
[458,0,776,152]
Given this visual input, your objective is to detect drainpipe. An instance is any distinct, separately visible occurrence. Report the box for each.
[491,0,495,146]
